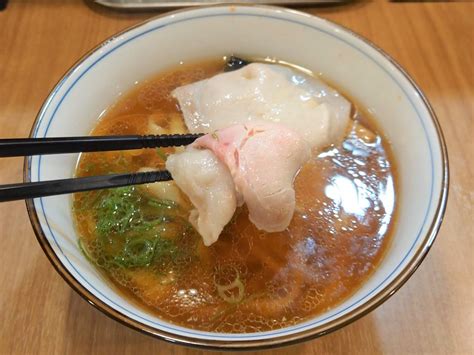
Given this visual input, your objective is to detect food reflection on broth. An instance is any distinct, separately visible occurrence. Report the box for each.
[73,58,396,332]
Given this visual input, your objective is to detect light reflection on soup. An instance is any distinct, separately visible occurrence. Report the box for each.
[73,58,397,332]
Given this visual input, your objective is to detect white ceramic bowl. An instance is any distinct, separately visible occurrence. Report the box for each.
[25,5,448,350]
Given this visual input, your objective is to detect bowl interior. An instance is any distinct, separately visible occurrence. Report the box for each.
[27,5,446,347]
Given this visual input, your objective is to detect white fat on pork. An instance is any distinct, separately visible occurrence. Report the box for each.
[172,62,351,149]
[166,122,311,245]
[166,147,237,246]
[193,122,311,232]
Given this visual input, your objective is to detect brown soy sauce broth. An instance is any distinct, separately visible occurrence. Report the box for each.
[73,58,397,332]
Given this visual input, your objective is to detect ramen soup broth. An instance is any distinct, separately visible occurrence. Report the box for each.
[73,58,397,332]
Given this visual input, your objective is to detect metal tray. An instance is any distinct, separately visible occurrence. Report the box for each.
[94,0,346,9]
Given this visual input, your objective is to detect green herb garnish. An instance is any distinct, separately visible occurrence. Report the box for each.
[156,148,168,161]
[77,186,189,271]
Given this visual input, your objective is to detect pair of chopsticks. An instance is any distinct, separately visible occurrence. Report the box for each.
[0,134,202,202]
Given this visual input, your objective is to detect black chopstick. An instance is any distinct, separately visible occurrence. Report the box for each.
[0,133,203,158]
[0,170,172,202]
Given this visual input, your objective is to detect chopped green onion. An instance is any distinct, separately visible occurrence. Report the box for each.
[76,184,190,271]
[78,239,94,264]
[215,273,245,304]
[148,199,178,210]
[114,238,156,267]
[156,148,168,161]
